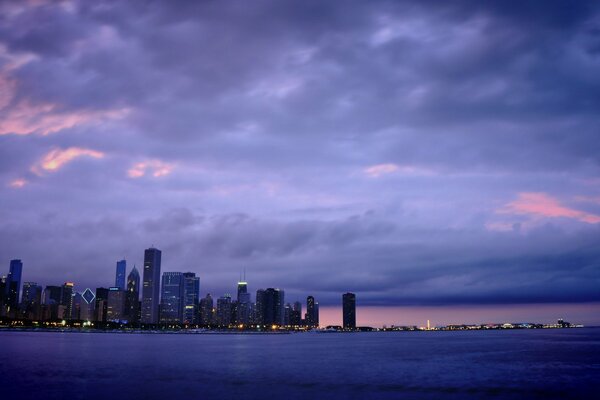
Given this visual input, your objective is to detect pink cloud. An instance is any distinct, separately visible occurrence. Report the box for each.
[499,192,600,224]
[128,160,173,178]
[0,102,129,136]
[363,163,436,178]
[31,147,105,175]
[8,178,27,188]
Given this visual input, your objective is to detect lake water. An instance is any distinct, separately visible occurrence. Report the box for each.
[1,328,599,399]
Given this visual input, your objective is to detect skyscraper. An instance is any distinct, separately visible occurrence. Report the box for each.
[95,287,109,322]
[61,282,74,319]
[216,294,232,326]
[160,272,183,324]
[141,247,161,324]
[290,301,302,326]
[107,287,125,322]
[237,280,251,325]
[342,292,356,330]
[115,260,127,290]
[21,282,42,320]
[199,293,213,326]
[125,266,140,324]
[182,272,200,324]
[257,288,285,326]
[306,296,319,328]
[5,259,23,314]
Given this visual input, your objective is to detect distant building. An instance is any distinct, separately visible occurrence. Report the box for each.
[182,272,200,324]
[342,292,356,329]
[95,287,109,322]
[306,296,319,327]
[290,301,302,326]
[125,266,141,324]
[256,288,284,326]
[61,282,74,319]
[141,247,161,324]
[21,282,42,320]
[115,260,127,290]
[216,295,232,326]
[199,294,213,326]
[160,272,184,324]
[236,280,251,325]
[5,259,23,314]
[107,287,125,322]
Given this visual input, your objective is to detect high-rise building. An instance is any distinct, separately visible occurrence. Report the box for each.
[237,281,251,325]
[72,289,94,321]
[5,259,23,314]
[21,282,42,320]
[256,288,284,326]
[290,301,302,326]
[306,296,319,327]
[199,294,213,326]
[95,287,109,322]
[125,266,140,324]
[160,272,183,324]
[216,294,232,326]
[61,282,74,319]
[107,287,125,322]
[115,260,127,290]
[141,247,161,324]
[342,292,356,329]
[182,272,200,324]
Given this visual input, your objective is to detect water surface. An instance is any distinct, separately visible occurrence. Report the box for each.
[1,328,599,399]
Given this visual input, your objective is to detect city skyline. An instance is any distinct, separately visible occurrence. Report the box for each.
[1,0,600,327]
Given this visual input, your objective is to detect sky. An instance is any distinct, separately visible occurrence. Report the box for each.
[1,0,600,327]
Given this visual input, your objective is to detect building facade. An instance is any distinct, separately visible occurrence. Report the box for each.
[141,247,161,324]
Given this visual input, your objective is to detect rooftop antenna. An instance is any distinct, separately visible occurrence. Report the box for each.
[244,267,246,281]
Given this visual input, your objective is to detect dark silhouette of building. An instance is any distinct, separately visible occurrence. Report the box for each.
[21,282,42,320]
[236,280,251,325]
[342,292,356,329]
[199,293,213,326]
[115,260,127,290]
[61,282,74,319]
[125,266,140,324]
[141,247,161,324]
[183,272,200,324]
[290,301,302,326]
[306,295,319,327]
[95,287,109,322]
[160,272,183,324]
[216,294,232,326]
[256,288,284,326]
[5,259,23,315]
[107,287,125,322]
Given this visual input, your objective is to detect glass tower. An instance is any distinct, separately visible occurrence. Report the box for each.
[115,260,127,290]
[160,272,183,324]
[141,247,161,324]
[342,292,356,329]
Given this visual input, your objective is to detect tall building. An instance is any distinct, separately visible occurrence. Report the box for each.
[115,260,127,290]
[61,282,74,319]
[342,292,356,329]
[290,301,302,326]
[43,285,64,320]
[5,259,23,313]
[216,295,232,326]
[199,294,213,326]
[107,287,125,322]
[237,281,251,325]
[160,272,183,324]
[21,282,42,320]
[72,289,95,321]
[125,266,140,324]
[141,247,161,324]
[182,272,200,324]
[306,296,319,327]
[95,287,109,322]
[257,288,285,326]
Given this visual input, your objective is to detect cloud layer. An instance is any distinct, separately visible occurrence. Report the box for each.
[1,0,599,312]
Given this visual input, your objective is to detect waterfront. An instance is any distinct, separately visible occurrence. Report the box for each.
[1,328,598,399]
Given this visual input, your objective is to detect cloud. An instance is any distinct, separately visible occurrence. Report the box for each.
[499,192,600,224]
[8,178,27,188]
[128,160,174,178]
[31,147,105,175]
